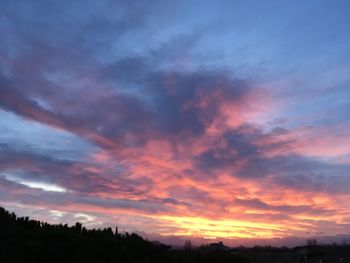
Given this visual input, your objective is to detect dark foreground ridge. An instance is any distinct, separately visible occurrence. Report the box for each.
[1,207,349,263]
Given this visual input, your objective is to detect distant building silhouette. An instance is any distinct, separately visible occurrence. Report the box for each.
[209,241,230,251]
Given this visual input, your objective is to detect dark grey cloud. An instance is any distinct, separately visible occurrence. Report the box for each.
[195,124,350,193]
[0,146,146,197]
[1,52,252,150]
[234,197,334,216]
[0,176,169,214]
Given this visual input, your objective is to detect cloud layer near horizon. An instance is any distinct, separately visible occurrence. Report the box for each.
[1,0,350,246]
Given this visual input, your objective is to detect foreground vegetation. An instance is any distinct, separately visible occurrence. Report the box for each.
[0,207,349,262]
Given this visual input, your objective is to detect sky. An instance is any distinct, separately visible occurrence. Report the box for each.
[1,0,350,246]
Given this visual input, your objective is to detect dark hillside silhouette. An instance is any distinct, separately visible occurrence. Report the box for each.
[0,207,170,263]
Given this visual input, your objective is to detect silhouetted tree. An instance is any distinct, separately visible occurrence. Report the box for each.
[184,240,192,251]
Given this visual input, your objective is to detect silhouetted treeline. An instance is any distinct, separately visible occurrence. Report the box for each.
[0,207,170,263]
[1,207,350,263]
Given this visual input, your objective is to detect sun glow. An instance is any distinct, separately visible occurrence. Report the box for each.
[154,215,287,239]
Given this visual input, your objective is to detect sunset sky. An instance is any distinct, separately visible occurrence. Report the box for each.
[1,0,350,246]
